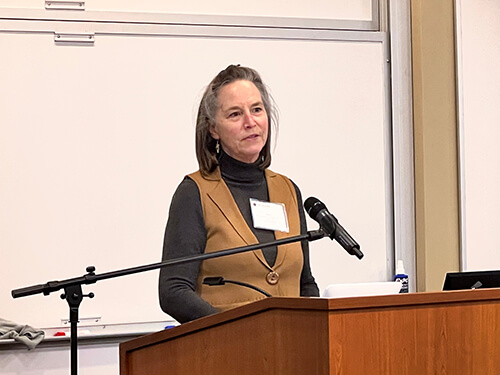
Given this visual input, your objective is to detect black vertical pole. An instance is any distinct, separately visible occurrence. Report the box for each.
[70,307,78,375]
[63,284,84,375]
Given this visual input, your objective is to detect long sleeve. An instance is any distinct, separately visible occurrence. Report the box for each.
[158,177,219,323]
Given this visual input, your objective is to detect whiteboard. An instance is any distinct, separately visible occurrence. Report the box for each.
[0,22,390,329]
[1,0,375,22]
[456,0,500,271]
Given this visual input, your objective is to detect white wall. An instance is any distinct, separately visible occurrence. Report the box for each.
[456,0,500,271]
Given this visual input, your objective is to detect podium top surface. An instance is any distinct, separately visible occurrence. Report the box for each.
[120,288,500,353]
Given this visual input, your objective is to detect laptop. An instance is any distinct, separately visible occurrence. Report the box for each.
[443,270,500,291]
[323,281,402,298]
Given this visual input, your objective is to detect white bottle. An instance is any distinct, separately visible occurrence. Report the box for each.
[393,260,409,293]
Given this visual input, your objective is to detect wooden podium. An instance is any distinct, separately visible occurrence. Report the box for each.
[120,289,500,374]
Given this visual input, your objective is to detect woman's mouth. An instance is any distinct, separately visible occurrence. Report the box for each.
[244,134,259,140]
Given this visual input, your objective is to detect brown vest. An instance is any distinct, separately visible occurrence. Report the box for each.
[188,168,303,311]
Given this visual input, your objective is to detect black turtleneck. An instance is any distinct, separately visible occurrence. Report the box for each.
[218,151,278,266]
[158,151,319,323]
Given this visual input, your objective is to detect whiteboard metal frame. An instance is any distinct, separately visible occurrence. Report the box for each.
[0,24,386,43]
[387,0,415,290]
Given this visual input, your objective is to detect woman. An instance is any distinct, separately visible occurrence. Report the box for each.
[158,65,319,323]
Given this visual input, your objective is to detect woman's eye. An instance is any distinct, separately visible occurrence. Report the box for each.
[228,111,240,118]
[252,107,263,113]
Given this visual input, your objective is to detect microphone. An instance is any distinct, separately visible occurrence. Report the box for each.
[304,197,364,260]
[203,277,272,297]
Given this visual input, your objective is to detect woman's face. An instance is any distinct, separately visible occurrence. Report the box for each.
[210,80,269,164]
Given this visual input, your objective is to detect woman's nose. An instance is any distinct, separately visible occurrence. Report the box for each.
[243,111,256,128]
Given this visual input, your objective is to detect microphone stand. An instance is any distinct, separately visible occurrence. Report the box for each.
[11,229,325,375]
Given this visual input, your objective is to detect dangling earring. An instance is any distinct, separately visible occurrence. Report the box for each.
[215,140,220,154]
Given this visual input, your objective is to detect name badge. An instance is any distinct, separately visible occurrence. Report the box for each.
[249,198,289,233]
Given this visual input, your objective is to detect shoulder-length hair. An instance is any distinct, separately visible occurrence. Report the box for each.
[195,65,278,176]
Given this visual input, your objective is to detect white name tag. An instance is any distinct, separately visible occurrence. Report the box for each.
[249,198,289,233]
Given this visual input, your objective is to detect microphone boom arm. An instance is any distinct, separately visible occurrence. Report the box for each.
[11,229,325,299]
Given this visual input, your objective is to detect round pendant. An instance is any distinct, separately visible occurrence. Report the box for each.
[266,271,280,285]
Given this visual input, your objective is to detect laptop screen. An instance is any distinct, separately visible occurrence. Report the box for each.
[443,270,500,290]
